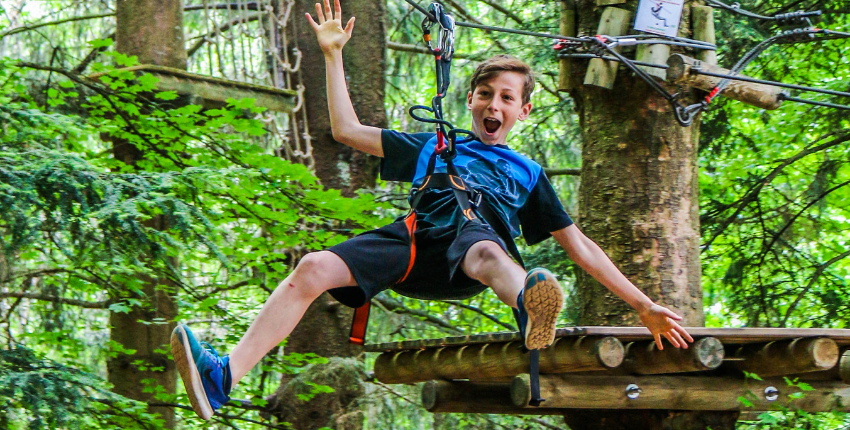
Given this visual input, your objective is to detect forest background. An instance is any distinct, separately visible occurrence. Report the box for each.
[0,0,848,429]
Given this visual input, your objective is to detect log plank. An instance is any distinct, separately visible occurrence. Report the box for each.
[666,54,784,110]
[510,374,850,412]
[374,336,623,384]
[730,337,839,377]
[622,337,724,375]
[583,7,631,89]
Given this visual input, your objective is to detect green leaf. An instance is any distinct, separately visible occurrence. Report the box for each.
[87,38,113,48]
[108,303,131,313]
[155,91,179,101]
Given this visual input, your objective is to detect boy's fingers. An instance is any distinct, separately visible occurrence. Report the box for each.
[671,330,687,348]
[675,323,695,343]
[334,0,342,21]
[663,332,680,348]
[654,333,663,350]
[315,2,325,23]
[305,13,320,30]
[324,0,333,21]
[344,16,355,36]
[662,307,683,321]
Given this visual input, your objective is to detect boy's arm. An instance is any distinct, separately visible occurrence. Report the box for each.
[551,224,695,349]
[306,0,383,157]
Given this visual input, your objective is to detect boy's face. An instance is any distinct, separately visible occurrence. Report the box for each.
[466,71,532,146]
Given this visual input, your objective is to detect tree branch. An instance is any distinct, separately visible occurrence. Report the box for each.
[0,292,111,309]
[0,13,114,40]
[544,167,580,177]
[374,296,463,334]
[478,0,525,25]
[781,249,850,327]
[441,300,515,331]
[186,12,263,58]
[702,132,850,250]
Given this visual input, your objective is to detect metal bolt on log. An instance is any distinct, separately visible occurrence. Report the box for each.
[510,374,850,411]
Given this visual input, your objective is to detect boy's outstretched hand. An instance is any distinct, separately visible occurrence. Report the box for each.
[638,304,694,350]
[305,0,355,55]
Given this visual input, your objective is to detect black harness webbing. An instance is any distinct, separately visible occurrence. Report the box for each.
[350,1,544,406]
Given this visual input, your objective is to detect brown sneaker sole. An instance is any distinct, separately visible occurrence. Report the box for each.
[171,325,214,420]
[523,269,564,350]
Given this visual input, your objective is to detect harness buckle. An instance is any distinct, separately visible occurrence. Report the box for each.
[470,190,483,209]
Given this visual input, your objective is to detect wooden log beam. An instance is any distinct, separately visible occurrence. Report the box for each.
[635,43,669,81]
[666,54,784,110]
[374,336,624,384]
[510,374,850,411]
[421,380,564,415]
[558,0,578,91]
[691,5,717,65]
[89,65,298,113]
[622,337,725,375]
[730,337,840,377]
[583,7,631,89]
[841,350,850,384]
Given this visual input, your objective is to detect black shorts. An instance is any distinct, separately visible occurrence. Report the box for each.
[326,214,509,308]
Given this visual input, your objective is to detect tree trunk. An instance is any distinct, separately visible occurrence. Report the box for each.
[570,0,705,330]
[267,1,386,428]
[567,1,712,428]
[108,0,187,426]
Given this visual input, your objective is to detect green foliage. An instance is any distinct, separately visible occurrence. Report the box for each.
[699,0,850,330]
[0,346,163,430]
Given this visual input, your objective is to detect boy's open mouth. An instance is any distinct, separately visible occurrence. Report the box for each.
[483,118,501,135]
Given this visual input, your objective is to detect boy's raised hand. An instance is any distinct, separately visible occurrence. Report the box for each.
[638,303,695,350]
[305,0,355,55]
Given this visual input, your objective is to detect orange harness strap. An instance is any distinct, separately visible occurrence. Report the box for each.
[349,213,418,346]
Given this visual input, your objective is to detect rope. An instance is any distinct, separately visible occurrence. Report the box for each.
[703,0,822,26]
[402,0,716,50]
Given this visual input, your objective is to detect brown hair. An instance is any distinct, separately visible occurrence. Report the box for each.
[469,54,535,104]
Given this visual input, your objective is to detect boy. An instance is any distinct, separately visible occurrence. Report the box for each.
[171,0,694,420]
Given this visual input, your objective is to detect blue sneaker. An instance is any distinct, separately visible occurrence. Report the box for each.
[171,325,232,420]
[515,268,564,350]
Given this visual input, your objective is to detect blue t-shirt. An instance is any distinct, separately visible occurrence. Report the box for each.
[380,130,573,245]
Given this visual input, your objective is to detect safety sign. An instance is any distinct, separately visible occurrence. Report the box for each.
[634,0,685,37]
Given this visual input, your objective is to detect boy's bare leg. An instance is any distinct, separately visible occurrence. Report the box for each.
[461,241,526,308]
[228,251,356,387]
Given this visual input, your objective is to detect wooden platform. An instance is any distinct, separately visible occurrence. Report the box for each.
[367,327,850,415]
[89,65,297,112]
[364,326,850,352]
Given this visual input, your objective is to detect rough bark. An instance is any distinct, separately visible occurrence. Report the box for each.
[107,0,187,426]
[570,0,705,328]
[289,0,384,195]
[567,1,709,428]
[269,1,386,428]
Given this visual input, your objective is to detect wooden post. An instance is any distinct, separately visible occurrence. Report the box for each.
[374,336,624,384]
[622,337,725,375]
[635,44,670,81]
[421,380,564,415]
[511,374,850,411]
[730,337,840,377]
[558,0,578,91]
[583,7,631,89]
[666,54,784,110]
[691,5,717,65]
